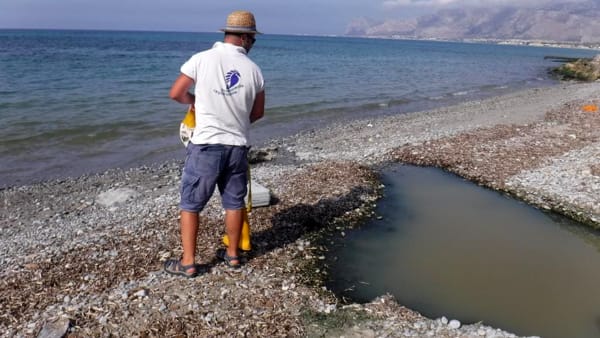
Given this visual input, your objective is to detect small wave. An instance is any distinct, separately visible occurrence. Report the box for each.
[387,98,411,106]
[452,90,475,96]
[121,79,163,85]
[269,98,414,124]
[0,120,142,149]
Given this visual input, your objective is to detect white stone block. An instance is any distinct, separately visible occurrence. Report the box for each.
[247,180,270,207]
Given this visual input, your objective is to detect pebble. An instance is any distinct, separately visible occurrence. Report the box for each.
[133,289,148,298]
[449,319,461,329]
[37,318,70,338]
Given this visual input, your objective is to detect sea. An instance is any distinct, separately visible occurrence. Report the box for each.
[1,29,597,188]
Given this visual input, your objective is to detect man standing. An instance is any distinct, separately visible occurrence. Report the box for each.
[165,10,265,277]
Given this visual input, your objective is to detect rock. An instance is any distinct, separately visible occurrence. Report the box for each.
[249,147,277,164]
[553,55,600,81]
[96,188,138,207]
[590,164,600,177]
[133,289,148,298]
[24,263,40,270]
[449,319,461,329]
[37,318,70,338]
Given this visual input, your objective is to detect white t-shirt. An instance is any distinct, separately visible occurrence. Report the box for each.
[181,42,264,146]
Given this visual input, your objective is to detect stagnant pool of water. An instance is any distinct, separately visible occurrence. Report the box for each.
[325,165,600,338]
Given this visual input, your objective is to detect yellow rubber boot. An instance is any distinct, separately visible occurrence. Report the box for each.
[223,163,252,251]
[222,208,251,251]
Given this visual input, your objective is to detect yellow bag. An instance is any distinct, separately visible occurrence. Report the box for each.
[179,106,195,146]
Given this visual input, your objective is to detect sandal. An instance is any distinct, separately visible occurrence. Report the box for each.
[163,259,198,278]
[216,248,241,269]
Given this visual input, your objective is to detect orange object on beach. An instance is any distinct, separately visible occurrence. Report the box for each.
[582,104,598,112]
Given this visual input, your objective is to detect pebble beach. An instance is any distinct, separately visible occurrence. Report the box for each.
[1,81,599,337]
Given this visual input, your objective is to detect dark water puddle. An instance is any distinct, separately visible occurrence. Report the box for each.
[326,164,600,338]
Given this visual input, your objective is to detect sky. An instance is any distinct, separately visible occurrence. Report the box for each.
[0,0,588,35]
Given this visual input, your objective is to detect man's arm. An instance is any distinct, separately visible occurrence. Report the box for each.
[169,74,195,104]
[249,90,265,123]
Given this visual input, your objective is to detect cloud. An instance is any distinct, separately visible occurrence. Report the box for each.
[382,0,584,7]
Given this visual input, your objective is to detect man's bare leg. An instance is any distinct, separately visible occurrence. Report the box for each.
[180,210,198,272]
[225,208,244,263]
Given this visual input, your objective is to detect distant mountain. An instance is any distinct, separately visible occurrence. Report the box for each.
[346,1,600,43]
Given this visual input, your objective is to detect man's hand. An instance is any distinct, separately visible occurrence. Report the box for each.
[250,90,265,123]
[170,74,195,104]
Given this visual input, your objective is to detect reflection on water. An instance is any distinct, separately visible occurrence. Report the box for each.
[326,165,600,338]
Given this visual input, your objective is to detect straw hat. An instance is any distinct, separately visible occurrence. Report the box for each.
[220,10,261,34]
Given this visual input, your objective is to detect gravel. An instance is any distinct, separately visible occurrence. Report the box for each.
[1,81,599,337]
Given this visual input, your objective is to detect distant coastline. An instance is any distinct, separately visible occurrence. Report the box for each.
[349,34,600,51]
[3,27,599,51]
[469,38,600,50]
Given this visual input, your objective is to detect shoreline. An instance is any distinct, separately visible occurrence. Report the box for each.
[0,79,550,191]
[1,81,599,336]
[352,34,600,51]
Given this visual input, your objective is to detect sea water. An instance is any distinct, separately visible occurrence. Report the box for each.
[0,29,597,187]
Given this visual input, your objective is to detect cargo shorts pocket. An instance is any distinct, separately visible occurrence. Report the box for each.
[180,145,222,209]
[180,169,201,206]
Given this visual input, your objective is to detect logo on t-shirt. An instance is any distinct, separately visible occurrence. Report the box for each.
[213,70,244,96]
[225,70,241,90]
